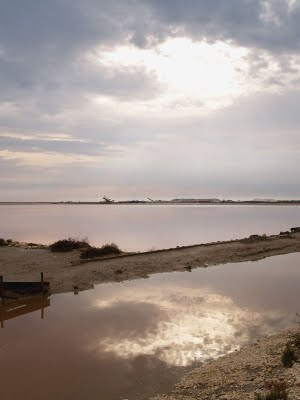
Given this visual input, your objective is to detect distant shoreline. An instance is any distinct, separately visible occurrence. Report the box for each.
[0,200,300,206]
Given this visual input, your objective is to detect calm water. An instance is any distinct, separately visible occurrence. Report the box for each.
[1,253,300,400]
[0,204,300,251]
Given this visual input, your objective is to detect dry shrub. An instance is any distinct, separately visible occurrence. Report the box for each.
[80,243,122,259]
[282,344,297,368]
[281,328,300,368]
[0,238,8,246]
[50,237,90,252]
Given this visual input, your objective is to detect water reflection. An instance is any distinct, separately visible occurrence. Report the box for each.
[92,288,293,367]
[0,296,50,328]
[0,253,299,400]
[0,204,299,250]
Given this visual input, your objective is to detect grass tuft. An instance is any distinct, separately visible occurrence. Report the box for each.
[281,344,297,368]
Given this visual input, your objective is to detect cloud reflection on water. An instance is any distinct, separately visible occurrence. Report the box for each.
[1,254,299,400]
[91,286,292,367]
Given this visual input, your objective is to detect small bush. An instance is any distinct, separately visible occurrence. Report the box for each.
[281,344,296,368]
[255,380,289,400]
[50,237,90,252]
[0,238,8,246]
[80,243,122,259]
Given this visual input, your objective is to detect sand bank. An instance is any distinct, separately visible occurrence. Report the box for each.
[0,231,299,294]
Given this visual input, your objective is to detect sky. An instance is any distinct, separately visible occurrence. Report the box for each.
[0,0,300,201]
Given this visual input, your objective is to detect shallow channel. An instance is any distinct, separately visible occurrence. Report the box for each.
[1,252,300,399]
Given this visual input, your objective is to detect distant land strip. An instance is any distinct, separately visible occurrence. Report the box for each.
[0,199,300,206]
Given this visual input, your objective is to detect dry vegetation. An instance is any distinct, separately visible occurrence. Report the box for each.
[49,237,122,258]
[80,243,122,259]
[49,237,90,252]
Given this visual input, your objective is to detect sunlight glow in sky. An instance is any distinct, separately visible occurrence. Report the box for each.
[1,0,300,200]
[92,38,250,114]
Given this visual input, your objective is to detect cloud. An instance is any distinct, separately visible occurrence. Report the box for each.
[141,0,300,53]
[0,135,118,157]
[0,0,300,199]
[1,1,299,114]
[0,0,164,116]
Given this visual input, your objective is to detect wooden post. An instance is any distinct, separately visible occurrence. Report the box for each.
[41,307,44,320]
[40,272,44,292]
[0,276,3,299]
[1,321,4,329]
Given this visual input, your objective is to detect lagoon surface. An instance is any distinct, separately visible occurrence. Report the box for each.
[1,253,300,400]
[0,204,300,251]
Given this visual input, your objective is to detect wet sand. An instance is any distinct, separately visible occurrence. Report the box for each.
[0,231,300,295]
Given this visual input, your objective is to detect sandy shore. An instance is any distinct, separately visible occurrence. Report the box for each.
[152,326,300,400]
[0,231,299,294]
[1,231,300,399]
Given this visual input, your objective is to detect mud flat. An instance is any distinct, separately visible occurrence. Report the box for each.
[152,326,300,400]
[0,231,299,294]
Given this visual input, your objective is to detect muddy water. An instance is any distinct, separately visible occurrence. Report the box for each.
[0,204,300,251]
[1,253,300,400]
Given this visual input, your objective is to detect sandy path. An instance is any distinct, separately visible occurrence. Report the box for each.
[0,232,299,294]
